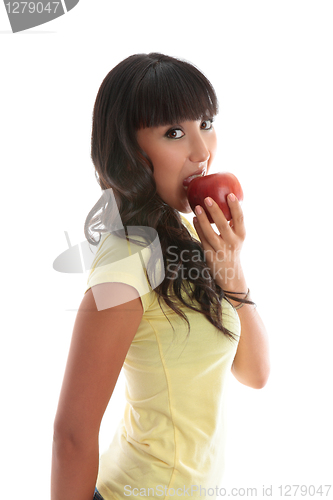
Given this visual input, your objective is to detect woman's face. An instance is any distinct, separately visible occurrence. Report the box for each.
[136,118,217,213]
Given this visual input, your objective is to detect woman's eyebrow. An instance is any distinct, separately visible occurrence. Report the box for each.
[201,113,214,120]
[160,122,183,129]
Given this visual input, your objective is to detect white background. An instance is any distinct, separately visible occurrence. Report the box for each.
[1,1,332,498]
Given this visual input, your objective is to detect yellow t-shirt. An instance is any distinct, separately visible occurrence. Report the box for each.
[84,215,240,500]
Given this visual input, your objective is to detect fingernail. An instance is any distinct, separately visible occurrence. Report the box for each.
[228,193,236,202]
[205,197,213,207]
[195,205,202,215]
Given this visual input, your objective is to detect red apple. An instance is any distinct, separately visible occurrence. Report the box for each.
[187,172,243,223]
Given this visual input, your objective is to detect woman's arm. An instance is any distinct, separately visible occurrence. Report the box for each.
[51,282,143,500]
[193,194,270,389]
[221,265,270,389]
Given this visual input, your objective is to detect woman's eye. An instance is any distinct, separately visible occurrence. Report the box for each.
[166,128,184,139]
[201,119,213,130]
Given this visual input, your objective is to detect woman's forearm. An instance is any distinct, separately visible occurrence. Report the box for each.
[222,266,270,389]
[229,296,270,388]
[51,434,99,500]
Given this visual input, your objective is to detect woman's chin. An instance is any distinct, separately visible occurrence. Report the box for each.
[165,192,192,214]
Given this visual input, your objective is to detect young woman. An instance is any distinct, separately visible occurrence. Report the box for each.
[51,53,270,500]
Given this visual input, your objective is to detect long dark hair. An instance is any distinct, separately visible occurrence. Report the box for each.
[85,53,247,341]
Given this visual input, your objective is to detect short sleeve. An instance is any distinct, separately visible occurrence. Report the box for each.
[84,231,158,314]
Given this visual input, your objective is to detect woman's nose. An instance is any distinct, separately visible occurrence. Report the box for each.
[188,134,210,164]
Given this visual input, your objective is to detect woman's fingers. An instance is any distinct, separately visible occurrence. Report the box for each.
[192,194,246,257]
[200,195,246,242]
[227,194,246,240]
[192,195,246,288]
[201,197,235,246]
[192,213,215,253]
[193,203,223,252]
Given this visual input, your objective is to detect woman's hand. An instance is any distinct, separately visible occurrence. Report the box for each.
[192,193,247,292]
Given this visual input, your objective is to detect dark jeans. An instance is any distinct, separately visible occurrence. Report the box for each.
[93,488,104,500]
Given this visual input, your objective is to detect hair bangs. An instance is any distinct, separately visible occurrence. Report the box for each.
[132,59,218,129]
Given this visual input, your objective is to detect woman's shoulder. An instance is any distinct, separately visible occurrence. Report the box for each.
[84,230,159,314]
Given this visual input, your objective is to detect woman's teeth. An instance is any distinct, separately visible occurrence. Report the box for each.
[183,170,206,190]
